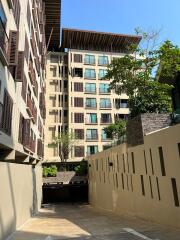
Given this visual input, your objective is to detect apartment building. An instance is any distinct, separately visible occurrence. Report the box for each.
[0,0,47,164]
[44,28,141,162]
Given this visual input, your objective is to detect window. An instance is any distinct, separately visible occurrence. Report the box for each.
[0,89,13,136]
[121,99,128,108]
[98,56,109,65]
[86,113,97,124]
[101,129,108,141]
[73,68,83,77]
[0,2,8,63]
[85,83,96,93]
[0,2,7,27]
[74,146,84,157]
[50,66,57,77]
[101,113,112,124]
[64,110,68,117]
[99,83,110,94]
[99,69,107,79]
[84,55,95,65]
[100,98,111,108]
[74,54,82,63]
[74,97,83,107]
[86,129,98,140]
[87,146,98,155]
[84,69,96,79]
[64,80,68,89]
[85,98,97,108]
[74,82,83,92]
[74,113,84,123]
[75,129,84,139]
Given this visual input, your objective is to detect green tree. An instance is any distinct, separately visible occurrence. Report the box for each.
[157,40,180,81]
[104,120,126,140]
[106,28,173,118]
[50,132,78,162]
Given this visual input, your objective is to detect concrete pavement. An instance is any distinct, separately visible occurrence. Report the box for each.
[8,204,180,240]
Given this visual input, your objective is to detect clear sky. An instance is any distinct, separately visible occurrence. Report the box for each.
[61,0,180,46]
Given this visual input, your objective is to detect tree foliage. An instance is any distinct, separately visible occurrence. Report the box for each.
[106,28,174,118]
[50,132,78,162]
[74,161,88,176]
[157,40,180,81]
[43,165,57,177]
[104,120,126,140]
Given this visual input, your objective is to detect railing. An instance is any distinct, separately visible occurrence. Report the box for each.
[26,95,33,117]
[99,88,111,94]
[29,61,36,85]
[120,103,128,108]
[101,118,112,124]
[84,88,96,94]
[84,74,96,79]
[85,103,97,109]
[85,118,98,124]
[84,59,96,65]
[37,139,44,157]
[99,103,112,109]
[86,134,98,141]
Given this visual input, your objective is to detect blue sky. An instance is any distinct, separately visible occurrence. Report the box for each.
[61,0,180,46]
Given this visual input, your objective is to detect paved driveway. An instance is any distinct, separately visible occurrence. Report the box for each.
[9,204,180,240]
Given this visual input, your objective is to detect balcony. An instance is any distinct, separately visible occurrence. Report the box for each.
[86,134,98,141]
[33,79,38,98]
[84,74,96,80]
[26,95,33,117]
[32,107,37,124]
[37,139,44,158]
[85,103,97,109]
[84,88,96,94]
[29,61,36,85]
[99,103,112,109]
[23,136,35,153]
[84,59,96,65]
[99,89,111,95]
[100,118,112,124]
[85,118,98,125]
[0,26,8,66]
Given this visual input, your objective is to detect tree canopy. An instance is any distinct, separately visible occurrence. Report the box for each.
[104,120,126,140]
[50,132,78,162]
[106,29,176,118]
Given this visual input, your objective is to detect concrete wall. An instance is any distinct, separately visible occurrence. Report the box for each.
[88,123,180,228]
[0,163,42,240]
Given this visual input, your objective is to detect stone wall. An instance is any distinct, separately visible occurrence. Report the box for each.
[127,114,171,147]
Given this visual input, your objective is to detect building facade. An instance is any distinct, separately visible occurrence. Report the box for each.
[0,0,46,164]
[44,28,141,162]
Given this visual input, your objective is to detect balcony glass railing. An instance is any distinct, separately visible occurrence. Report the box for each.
[100,103,112,108]
[101,118,112,124]
[86,134,98,141]
[85,87,96,93]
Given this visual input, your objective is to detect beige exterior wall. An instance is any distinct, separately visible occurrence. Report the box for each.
[44,52,68,162]
[0,162,42,240]
[44,50,129,162]
[0,0,45,163]
[88,123,180,228]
